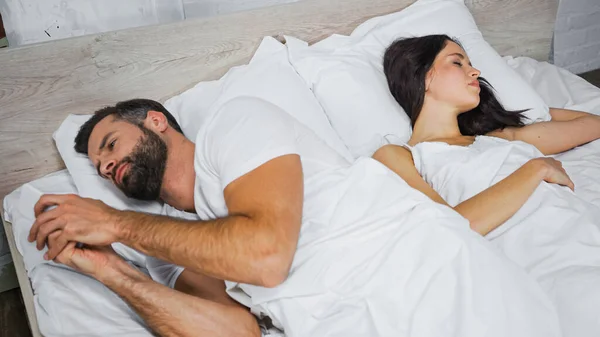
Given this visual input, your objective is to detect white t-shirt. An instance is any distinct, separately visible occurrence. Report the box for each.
[193,96,351,220]
[193,96,364,295]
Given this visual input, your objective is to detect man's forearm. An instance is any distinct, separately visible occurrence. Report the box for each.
[115,211,291,287]
[101,262,260,337]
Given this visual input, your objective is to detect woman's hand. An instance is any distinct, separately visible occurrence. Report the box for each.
[528,157,575,191]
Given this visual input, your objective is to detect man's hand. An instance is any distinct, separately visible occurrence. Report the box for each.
[54,242,127,282]
[28,194,122,260]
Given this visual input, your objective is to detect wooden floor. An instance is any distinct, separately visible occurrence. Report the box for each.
[0,288,32,337]
[581,69,600,87]
[0,68,599,337]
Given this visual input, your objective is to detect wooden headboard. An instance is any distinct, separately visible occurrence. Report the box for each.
[0,0,557,200]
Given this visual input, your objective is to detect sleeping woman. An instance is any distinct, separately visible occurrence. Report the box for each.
[373,34,600,337]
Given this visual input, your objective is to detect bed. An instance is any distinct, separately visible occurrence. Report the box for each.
[0,0,566,336]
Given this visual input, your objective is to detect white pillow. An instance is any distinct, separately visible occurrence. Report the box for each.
[164,36,353,161]
[287,0,550,158]
[505,56,600,114]
[53,36,353,216]
[2,170,148,273]
[4,170,78,272]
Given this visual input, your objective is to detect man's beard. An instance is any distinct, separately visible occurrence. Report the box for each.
[115,127,168,200]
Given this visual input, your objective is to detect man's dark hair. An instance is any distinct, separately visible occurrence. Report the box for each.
[74,99,183,154]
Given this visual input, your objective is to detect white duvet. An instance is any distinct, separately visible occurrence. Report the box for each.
[238,158,561,337]
[410,135,600,337]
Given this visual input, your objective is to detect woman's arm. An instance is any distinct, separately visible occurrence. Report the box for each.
[373,145,573,236]
[548,107,594,121]
[490,108,600,155]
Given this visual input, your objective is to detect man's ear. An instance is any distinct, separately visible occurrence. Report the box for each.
[145,110,169,133]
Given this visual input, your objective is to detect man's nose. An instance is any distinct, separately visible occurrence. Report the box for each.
[101,159,117,178]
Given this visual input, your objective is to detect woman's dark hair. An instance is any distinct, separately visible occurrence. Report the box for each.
[74,99,183,155]
[383,34,527,135]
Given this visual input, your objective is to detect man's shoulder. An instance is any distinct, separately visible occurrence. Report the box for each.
[192,97,288,166]
[215,96,291,123]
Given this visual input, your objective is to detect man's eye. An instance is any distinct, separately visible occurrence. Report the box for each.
[109,140,116,150]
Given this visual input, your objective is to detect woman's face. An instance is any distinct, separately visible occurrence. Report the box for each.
[425,41,482,114]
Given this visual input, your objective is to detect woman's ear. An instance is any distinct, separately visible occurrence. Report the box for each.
[425,68,435,92]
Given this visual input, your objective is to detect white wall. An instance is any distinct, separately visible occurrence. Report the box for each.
[183,0,299,19]
[554,0,600,74]
[0,0,299,46]
[3,0,600,71]
[0,0,184,46]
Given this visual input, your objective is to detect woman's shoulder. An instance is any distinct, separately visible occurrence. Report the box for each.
[412,135,476,148]
[372,143,413,161]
